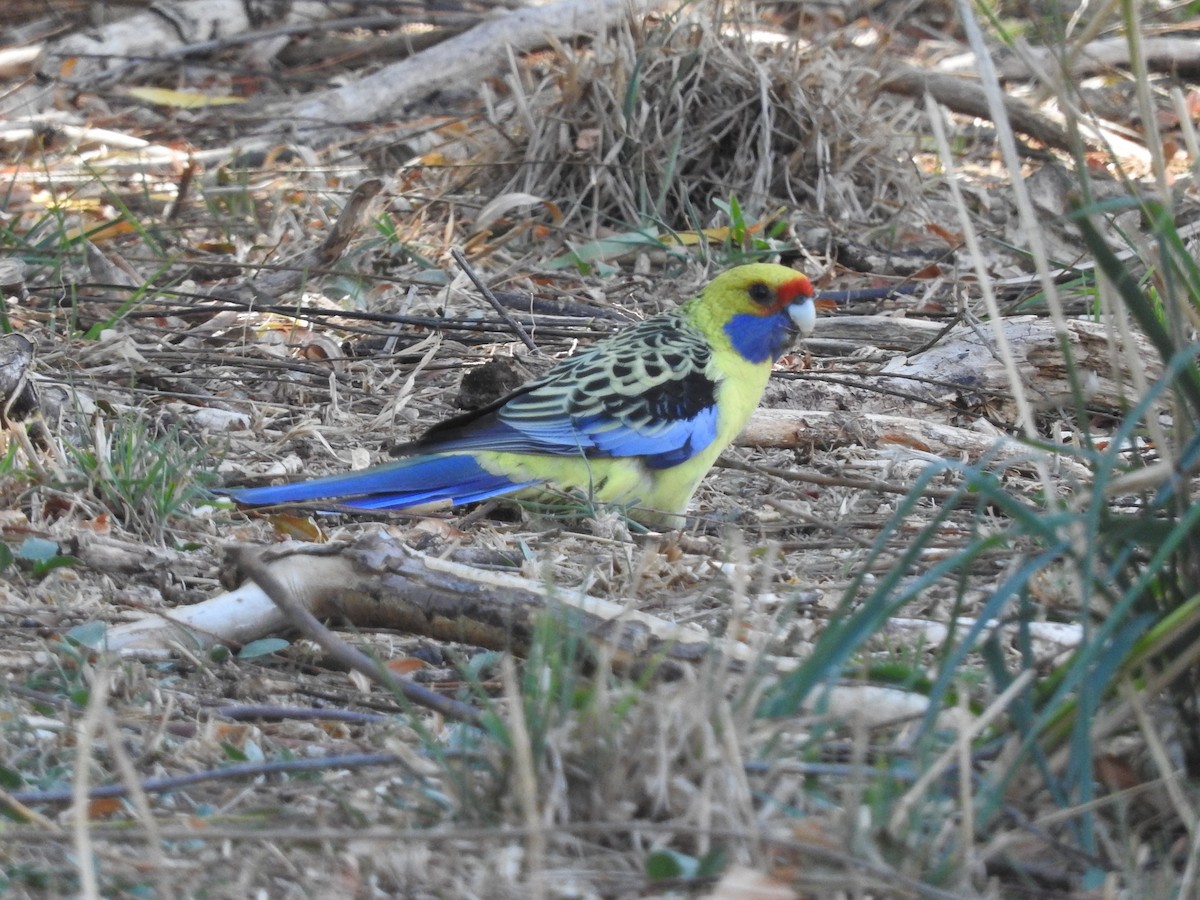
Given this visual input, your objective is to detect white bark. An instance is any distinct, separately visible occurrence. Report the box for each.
[42,0,250,79]
[284,0,667,129]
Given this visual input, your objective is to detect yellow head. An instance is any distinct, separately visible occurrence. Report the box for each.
[687,263,816,364]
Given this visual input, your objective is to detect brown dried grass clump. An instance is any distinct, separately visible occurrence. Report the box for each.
[488,8,922,235]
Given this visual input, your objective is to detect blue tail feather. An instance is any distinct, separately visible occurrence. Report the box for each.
[229,453,536,511]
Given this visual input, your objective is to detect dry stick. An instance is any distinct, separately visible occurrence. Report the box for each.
[450,248,538,352]
[215,705,389,724]
[501,656,546,899]
[993,798,1109,873]
[231,546,484,727]
[8,753,402,806]
[880,64,1070,151]
[128,14,452,71]
[717,455,963,502]
[244,178,383,302]
[72,668,109,900]
[0,787,60,828]
[101,711,169,894]
[957,689,976,879]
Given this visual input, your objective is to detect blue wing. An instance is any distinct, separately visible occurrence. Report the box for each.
[411,312,720,469]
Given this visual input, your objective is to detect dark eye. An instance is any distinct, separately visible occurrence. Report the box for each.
[748,281,773,304]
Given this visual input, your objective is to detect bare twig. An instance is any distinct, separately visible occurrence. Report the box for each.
[72,669,108,900]
[881,64,1071,151]
[232,546,484,726]
[7,753,402,806]
[451,248,538,352]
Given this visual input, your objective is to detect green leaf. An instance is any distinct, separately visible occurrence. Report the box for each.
[645,849,698,880]
[64,621,107,650]
[31,555,81,577]
[546,229,665,270]
[696,847,728,879]
[237,638,290,659]
[209,645,232,663]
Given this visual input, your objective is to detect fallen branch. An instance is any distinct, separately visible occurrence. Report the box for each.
[880,64,1070,151]
[886,616,1082,655]
[875,315,1159,416]
[54,1,359,80]
[5,752,399,807]
[7,1,349,116]
[778,315,1160,434]
[105,532,717,674]
[281,0,672,132]
[741,408,1094,482]
[231,544,483,725]
[98,531,1080,730]
[999,36,1200,80]
[228,178,383,303]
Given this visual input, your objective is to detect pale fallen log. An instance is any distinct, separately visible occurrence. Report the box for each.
[886,616,1083,656]
[740,314,1155,485]
[109,578,288,655]
[97,532,1071,730]
[789,314,1157,426]
[284,0,671,131]
[38,0,346,85]
[811,314,945,352]
[998,36,1200,80]
[876,315,1159,417]
[4,1,347,117]
[105,531,718,672]
[741,408,1093,481]
[880,64,1069,151]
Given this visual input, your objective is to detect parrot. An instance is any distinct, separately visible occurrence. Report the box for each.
[228,263,817,528]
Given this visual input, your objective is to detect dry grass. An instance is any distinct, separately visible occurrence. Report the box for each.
[481,9,923,237]
[2,1,1199,897]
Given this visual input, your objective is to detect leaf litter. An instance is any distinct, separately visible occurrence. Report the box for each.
[0,0,1195,895]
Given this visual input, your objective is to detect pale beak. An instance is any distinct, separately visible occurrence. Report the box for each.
[788,298,817,337]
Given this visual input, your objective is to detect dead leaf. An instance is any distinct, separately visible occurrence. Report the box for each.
[125,87,246,109]
[474,192,557,232]
[268,513,324,543]
[926,222,962,244]
[387,657,430,675]
[88,797,123,820]
[705,865,796,899]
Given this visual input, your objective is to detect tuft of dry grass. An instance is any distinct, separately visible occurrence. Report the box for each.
[482,9,923,236]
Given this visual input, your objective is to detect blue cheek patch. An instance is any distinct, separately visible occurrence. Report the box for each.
[724,312,789,363]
